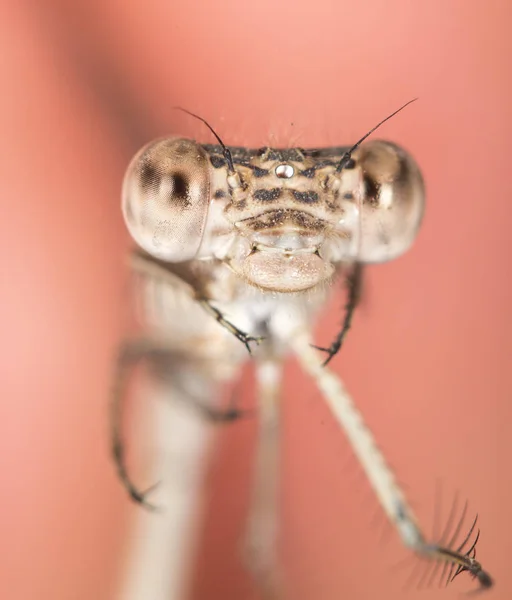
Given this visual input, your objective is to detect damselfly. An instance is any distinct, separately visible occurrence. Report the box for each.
[112,101,492,599]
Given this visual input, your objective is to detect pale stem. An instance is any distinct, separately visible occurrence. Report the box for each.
[243,359,283,599]
[117,384,213,600]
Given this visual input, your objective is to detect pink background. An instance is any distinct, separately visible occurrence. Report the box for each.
[1,1,510,599]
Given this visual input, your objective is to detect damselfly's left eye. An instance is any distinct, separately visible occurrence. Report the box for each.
[122,138,210,262]
[354,140,425,263]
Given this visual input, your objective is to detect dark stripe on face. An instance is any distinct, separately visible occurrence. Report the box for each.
[253,188,282,201]
[210,155,226,169]
[299,159,339,178]
[258,148,281,161]
[292,190,319,203]
[244,209,326,232]
[202,144,352,162]
[234,162,270,177]
[252,167,269,177]
[300,167,316,178]
[286,148,306,162]
[214,189,226,199]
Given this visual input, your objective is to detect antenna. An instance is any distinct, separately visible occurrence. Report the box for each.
[335,98,418,173]
[173,107,236,174]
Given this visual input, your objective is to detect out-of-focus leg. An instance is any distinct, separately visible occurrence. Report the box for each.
[118,380,213,600]
[243,360,283,600]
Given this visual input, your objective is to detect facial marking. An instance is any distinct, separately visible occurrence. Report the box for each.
[300,167,316,178]
[253,188,283,202]
[292,190,319,204]
[210,155,226,169]
[258,148,281,161]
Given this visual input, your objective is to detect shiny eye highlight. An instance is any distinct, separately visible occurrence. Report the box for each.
[122,138,210,262]
[353,140,425,263]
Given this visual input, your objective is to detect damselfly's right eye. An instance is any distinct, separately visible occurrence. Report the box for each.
[354,140,425,263]
[122,138,210,262]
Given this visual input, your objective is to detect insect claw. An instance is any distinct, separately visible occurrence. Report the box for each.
[321,354,335,367]
[311,344,329,351]
[128,481,162,512]
[450,564,466,584]
[200,405,255,423]
[426,503,491,592]
[310,343,337,366]
[475,569,494,590]
[240,334,265,354]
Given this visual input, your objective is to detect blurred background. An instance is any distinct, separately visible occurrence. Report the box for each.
[1,1,511,599]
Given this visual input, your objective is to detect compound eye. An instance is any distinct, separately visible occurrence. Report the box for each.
[355,140,425,263]
[122,138,210,262]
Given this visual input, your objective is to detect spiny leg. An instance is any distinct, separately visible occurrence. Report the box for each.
[195,383,254,423]
[243,359,283,600]
[129,250,263,355]
[116,358,216,600]
[312,262,363,366]
[418,491,475,589]
[403,485,465,590]
[200,299,264,354]
[111,338,164,509]
[291,331,493,592]
[111,338,248,509]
